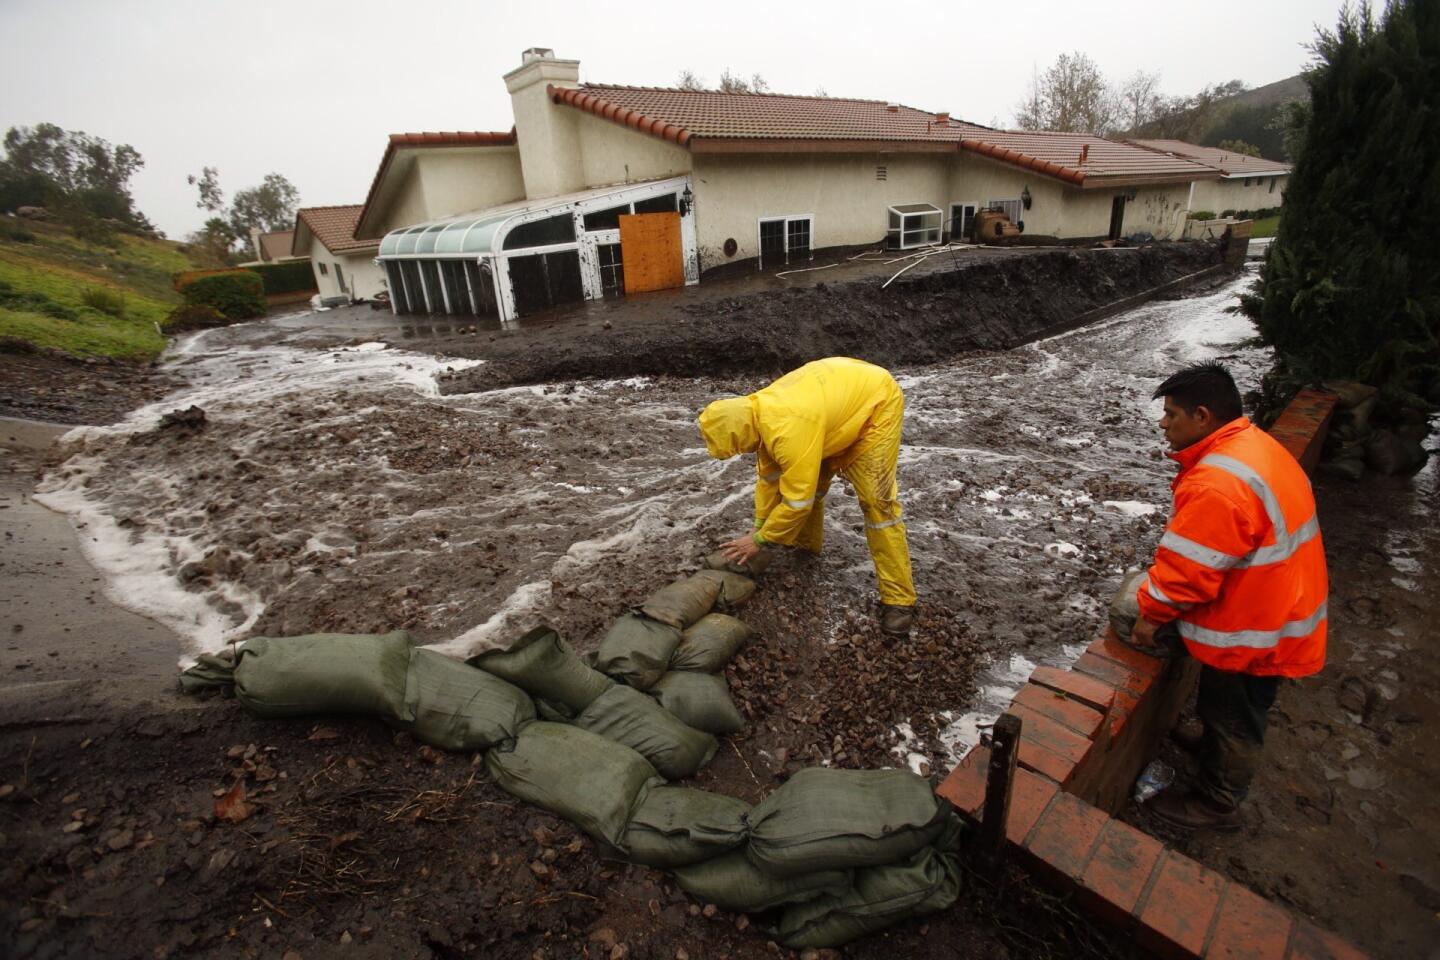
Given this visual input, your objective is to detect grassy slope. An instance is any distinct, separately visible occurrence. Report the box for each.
[0,220,198,360]
[1249,215,1280,237]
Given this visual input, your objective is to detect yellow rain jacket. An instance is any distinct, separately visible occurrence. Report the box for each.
[698,357,916,606]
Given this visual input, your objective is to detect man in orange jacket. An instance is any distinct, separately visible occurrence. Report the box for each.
[1132,362,1328,830]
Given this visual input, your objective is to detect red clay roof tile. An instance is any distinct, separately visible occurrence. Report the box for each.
[295,205,374,255]
[1128,138,1291,176]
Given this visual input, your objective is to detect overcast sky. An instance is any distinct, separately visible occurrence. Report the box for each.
[0,0,1340,239]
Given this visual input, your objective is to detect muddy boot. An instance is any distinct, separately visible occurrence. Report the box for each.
[879,604,915,637]
[1171,718,1205,755]
[1149,790,1242,832]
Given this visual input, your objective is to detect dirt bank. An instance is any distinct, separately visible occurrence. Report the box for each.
[440,243,1222,391]
[0,345,175,426]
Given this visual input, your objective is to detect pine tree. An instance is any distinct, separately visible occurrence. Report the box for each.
[1242,0,1440,403]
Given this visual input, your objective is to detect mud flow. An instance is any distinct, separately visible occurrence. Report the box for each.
[33,267,1266,774]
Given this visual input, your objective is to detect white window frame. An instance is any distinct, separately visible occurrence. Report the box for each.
[887,203,942,250]
[949,200,979,242]
[985,198,1023,227]
[757,214,814,269]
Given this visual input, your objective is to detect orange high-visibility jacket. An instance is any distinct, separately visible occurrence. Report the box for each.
[1137,417,1328,677]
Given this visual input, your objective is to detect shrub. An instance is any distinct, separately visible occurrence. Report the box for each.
[164,303,228,332]
[81,286,126,317]
[1188,210,1217,221]
[0,284,78,320]
[1,222,36,243]
[243,259,315,295]
[178,271,265,320]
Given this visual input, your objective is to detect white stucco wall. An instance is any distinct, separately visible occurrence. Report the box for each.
[1189,174,1287,214]
[339,253,386,301]
[506,58,585,200]
[574,112,693,188]
[691,152,950,271]
[417,149,525,221]
[297,230,384,302]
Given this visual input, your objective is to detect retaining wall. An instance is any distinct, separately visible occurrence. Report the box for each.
[937,388,1360,959]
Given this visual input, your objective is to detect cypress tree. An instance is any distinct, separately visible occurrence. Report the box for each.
[1242,0,1440,404]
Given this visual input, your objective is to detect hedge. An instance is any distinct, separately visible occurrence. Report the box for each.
[244,259,316,295]
[178,271,265,320]
[1220,206,1283,221]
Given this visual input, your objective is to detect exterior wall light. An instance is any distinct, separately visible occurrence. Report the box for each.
[1021,186,1032,210]
[679,185,693,215]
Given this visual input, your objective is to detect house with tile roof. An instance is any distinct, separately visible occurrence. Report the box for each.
[1128,139,1290,215]
[291,205,384,302]
[356,48,1220,322]
[242,229,302,267]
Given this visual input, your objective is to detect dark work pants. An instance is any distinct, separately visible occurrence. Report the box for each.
[1195,664,1281,809]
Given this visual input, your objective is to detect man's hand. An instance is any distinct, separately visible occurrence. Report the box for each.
[1131,616,1160,648]
[719,534,761,566]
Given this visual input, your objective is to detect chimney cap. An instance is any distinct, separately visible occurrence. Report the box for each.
[886,102,899,112]
[521,47,556,63]
[935,111,950,124]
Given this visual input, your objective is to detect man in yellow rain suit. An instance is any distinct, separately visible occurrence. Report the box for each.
[697,357,917,636]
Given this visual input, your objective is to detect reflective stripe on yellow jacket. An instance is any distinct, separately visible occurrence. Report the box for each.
[1137,417,1328,677]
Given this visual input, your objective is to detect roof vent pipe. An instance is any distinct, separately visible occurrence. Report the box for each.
[886,102,899,112]
[1079,143,1089,165]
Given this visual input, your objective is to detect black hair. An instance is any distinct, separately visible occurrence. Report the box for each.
[1152,362,1243,423]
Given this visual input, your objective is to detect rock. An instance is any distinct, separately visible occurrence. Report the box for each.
[107,830,134,851]
[735,915,750,932]
[1365,429,1428,476]
[62,821,84,834]
[528,861,550,880]
[60,791,80,804]
[676,950,690,960]
[417,746,445,765]
[609,947,628,960]
[588,929,618,949]
[702,903,718,918]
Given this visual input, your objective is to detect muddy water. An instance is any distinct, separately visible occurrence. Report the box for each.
[35,268,1268,766]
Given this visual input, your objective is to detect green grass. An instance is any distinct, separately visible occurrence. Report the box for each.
[0,220,199,360]
[1250,215,1280,238]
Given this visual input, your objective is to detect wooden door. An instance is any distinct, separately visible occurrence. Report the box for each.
[618,212,684,295]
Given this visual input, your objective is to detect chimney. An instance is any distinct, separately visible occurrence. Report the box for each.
[1079,143,1089,165]
[886,102,899,112]
[935,111,950,125]
[504,47,584,200]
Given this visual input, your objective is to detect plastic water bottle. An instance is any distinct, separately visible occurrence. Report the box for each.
[1134,760,1175,804]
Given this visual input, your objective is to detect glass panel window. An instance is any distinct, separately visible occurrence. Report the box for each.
[985,199,1023,225]
[502,214,576,250]
[597,243,625,298]
[317,261,328,276]
[634,193,677,214]
[787,219,811,261]
[758,216,813,268]
[583,204,631,232]
[759,219,786,268]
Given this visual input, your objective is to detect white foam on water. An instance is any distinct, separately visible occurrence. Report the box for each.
[1044,541,1081,557]
[429,580,554,658]
[1103,500,1159,517]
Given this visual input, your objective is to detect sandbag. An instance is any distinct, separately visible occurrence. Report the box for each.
[745,768,951,878]
[619,785,751,868]
[649,671,745,735]
[768,846,962,949]
[469,625,612,712]
[1107,569,1148,641]
[640,575,721,629]
[232,631,413,720]
[574,685,718,781]
[534,698,575,722]
[673,850,852,913]
[179,650,237,693]
[399,649,536,752]
[703,548,772,578]
[485,721,660,848]
[595,614,683,690]
[694,569,756,608]
[671,614,754,673]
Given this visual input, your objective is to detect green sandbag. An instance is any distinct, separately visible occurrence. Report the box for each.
[399,649,536,752]
[703,548,772,577]
[768,846,963,949]
[485,721,661,848]
[574,685,718,781]
[178,650,237,693]
[693,569,756,608]
[534,698,575,722]
[640,575,721,629]
[233,631,413,720]
[674,850,852,913]
[595,614,683,690]
[671,614,754,673]
[469,625,613,711]
[649,671,745,735]
[619,785,751,868]
[746,768,951,878]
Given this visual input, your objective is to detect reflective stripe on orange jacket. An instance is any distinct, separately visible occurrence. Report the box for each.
[1137,417,1328,677]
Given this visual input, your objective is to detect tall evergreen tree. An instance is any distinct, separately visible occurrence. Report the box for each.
[1242,0,1440,402]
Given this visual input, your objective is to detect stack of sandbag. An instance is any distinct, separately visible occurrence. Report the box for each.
[178,631,535,752]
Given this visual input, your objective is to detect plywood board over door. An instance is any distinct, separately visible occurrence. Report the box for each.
[619,212,684,295]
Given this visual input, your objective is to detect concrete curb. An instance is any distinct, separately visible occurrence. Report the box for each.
[938,388,1364,959]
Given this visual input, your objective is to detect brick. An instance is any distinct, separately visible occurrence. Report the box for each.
[936,745,988,817]
[1017,737,1078,786]
[1014,683,1106,739]
[1075,818,1166,929]
[1029,665,1117,714]
[1073,652,1151,700]
[953,762,1059,844]
[1009,703,1094,765]
[1088,629,1166,679]
[1022,792,1109,891]
[1286,920,1368,960]
[1208,883,1292,960]
[1136,852,1226,960]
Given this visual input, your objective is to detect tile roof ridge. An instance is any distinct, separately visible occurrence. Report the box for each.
[298,204,363,213]
[579,81,903,106]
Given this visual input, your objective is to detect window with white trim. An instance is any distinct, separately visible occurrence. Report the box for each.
[758,215,813,269]
[317,261,329,276]
[887,203,942,249]
[985,199,1023,226]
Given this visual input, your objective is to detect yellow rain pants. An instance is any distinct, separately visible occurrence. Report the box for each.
[698,357,916,607]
